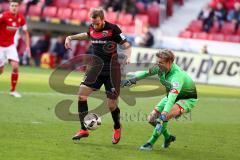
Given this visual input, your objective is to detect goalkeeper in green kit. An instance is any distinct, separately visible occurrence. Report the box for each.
[121,49,198,150]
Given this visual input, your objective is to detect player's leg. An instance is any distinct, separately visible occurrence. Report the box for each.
[157,99,198,148]
[107,98,121,144]
[158,103,182,148]
[72,74,103,140]
[0,47,6,75]
[162,98,198,122]
[6,45,21,97]
[140,97,168,150]
[9,60,21,97]
[104,70,121,144]
[72,84,94,140]
[147,108,161,127]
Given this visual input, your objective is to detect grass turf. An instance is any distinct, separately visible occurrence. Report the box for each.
[0,65,240,160]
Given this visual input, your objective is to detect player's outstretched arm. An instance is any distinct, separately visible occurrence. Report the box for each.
[121,64,162,87]
[65,33,89,50]
[120,70,150,87]
[120,78,137,87]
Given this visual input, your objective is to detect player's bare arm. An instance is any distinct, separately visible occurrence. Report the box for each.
[65,33,89,50]
[120,41,132,64]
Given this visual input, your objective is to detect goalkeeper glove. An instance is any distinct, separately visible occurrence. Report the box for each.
[155,114,167,133]
[120,78,137,87]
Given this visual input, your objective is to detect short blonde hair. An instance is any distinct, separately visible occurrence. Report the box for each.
[89,8,105,19]
[156,49,175,63]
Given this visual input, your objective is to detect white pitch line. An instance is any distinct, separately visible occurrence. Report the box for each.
[0,91,70,96]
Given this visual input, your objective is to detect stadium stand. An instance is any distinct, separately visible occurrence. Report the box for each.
[0,0,186,34]
[179,0,240,43]
[0,0,188,67]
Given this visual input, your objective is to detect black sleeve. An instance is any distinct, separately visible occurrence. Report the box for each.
[112,25,127,44]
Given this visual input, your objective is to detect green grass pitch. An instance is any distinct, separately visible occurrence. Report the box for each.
[0,65,240,160]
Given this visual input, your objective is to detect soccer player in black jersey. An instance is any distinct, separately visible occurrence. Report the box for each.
[65,8,131,144]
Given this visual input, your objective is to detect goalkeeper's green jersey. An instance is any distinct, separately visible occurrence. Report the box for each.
[135,63,197,113]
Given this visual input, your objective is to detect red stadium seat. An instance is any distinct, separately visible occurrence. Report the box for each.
[221,22,235,35]
[224,35,240,43]
[56,8,72,20]
[120,25,135,34]
[28,5,41,16]
[69,0,86,9]
[105,11,118,23]
[192,32,208,40]
[136,2,146,14]
[178,30,192,38]
[135,14,149,26]
[1,2,9,11]
[125,25,135,34]
[71,9,88,21]
[167,0,173,16]
[86,0,101,9]
[208,33,225,41]
[53,0,71,7]
[147,2,160,27]
[237,28,240,36]
[19,3,26,14]
[119,25,127,33]
[187,20,203,32]
[209,21,220,33]
[118,13,133,25]
[225,1,235,10]
[42,6,57,18]
[178,0,184,6]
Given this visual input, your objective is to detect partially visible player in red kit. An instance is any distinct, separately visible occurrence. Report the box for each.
[0,0,31,98]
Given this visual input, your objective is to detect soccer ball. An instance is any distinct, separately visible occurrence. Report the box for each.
[83,113,101,130]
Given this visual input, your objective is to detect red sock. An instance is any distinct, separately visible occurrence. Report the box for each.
[11,72,19,92]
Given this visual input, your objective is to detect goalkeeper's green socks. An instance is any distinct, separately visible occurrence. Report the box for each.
[148,127,160,145]
[148,122,170,145]
[162,122,170,140]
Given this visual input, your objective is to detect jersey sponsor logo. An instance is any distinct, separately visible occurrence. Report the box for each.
[6,25,18,30]
[91,40,107,44]
[170,88,179,94]
[172,82,180,88]
[8,18,12,22]
[102,31,108,37]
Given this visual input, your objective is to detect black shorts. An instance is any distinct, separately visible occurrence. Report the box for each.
[82,72,120,100]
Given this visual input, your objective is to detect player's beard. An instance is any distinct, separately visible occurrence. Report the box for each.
[158,65,168,73]
[93,22,105,31]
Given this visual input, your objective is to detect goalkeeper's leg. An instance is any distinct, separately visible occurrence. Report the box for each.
[141,103,183,150]
[140,97,167,150]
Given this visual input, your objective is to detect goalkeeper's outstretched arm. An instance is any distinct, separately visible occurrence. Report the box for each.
[121,65,159,87]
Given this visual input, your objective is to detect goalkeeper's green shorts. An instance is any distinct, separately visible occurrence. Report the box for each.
[155,96,198,113]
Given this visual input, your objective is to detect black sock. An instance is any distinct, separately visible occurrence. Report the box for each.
[78,101,88,130]
[111,107,120,129]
